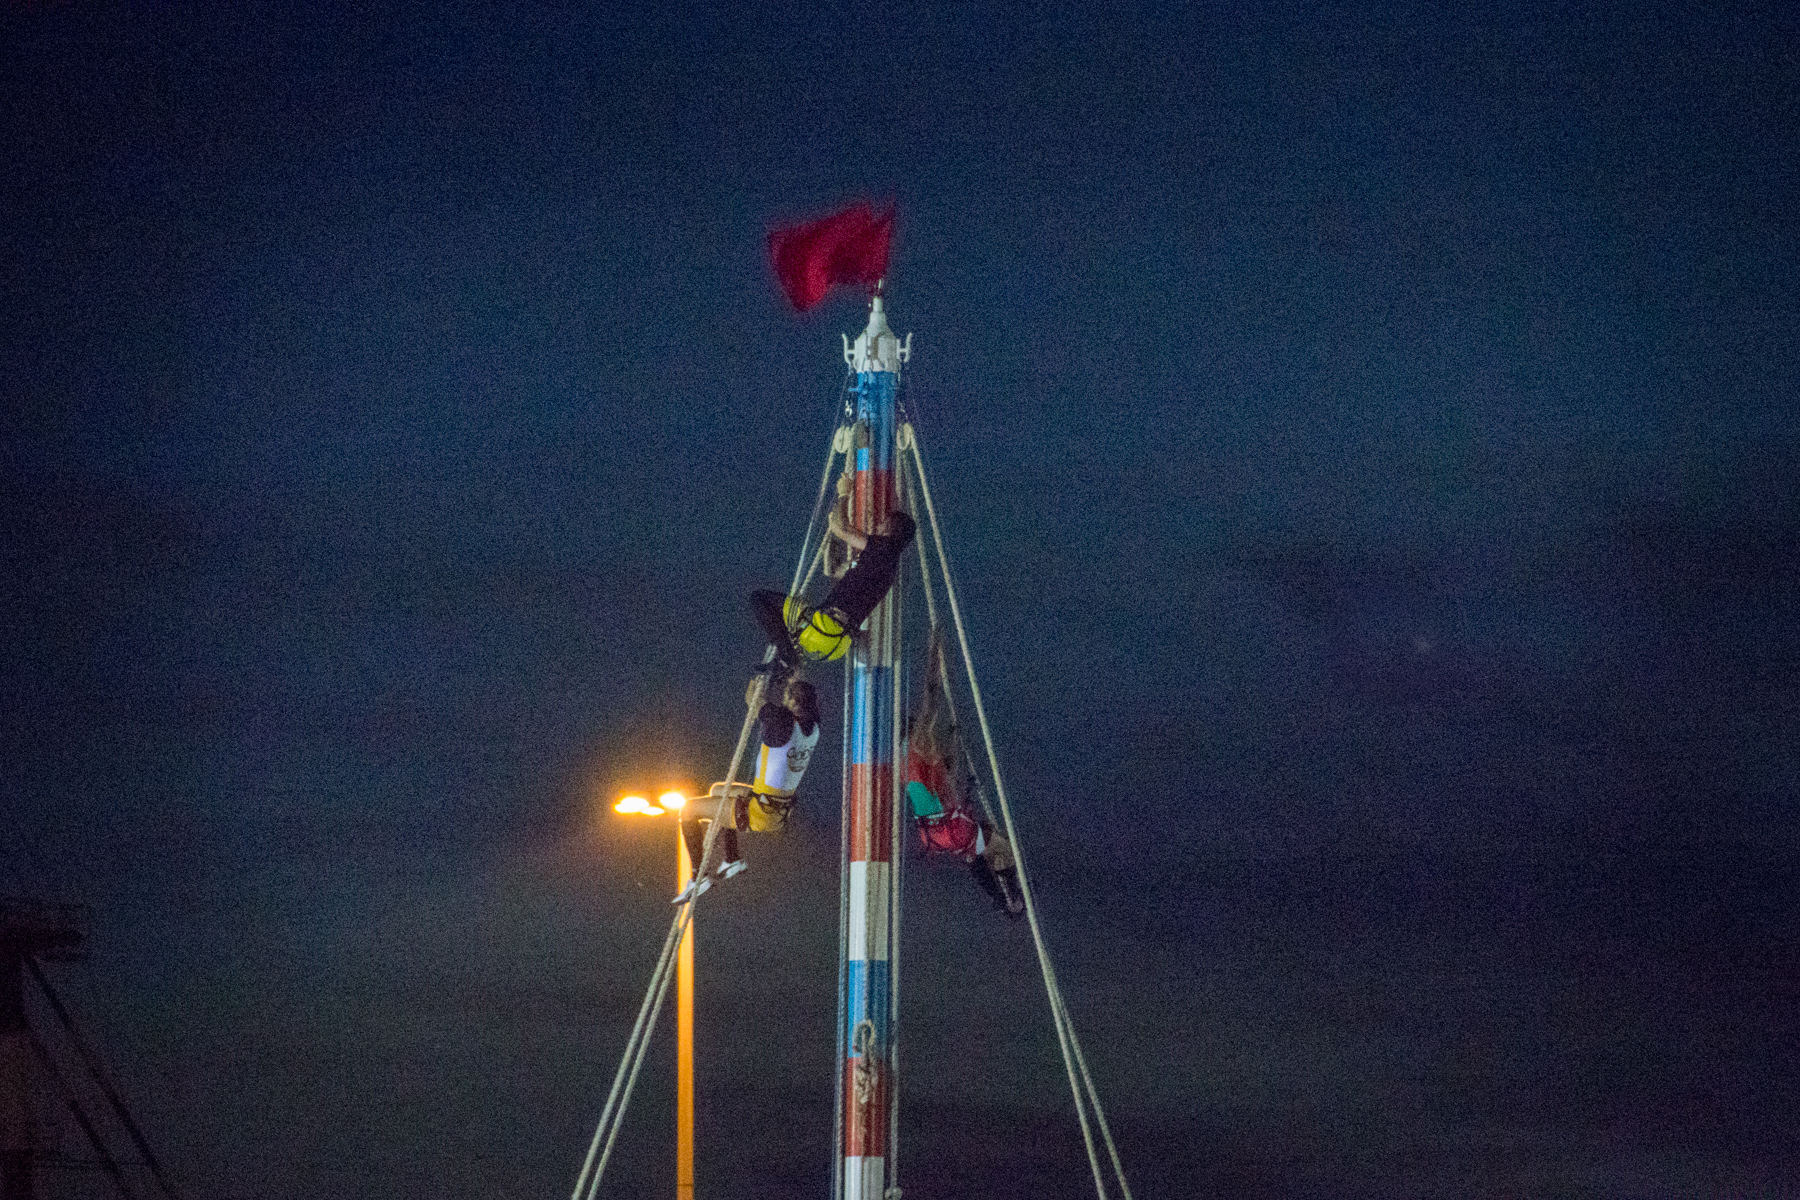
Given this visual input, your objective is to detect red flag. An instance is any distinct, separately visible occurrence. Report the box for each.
[767,203,894,312]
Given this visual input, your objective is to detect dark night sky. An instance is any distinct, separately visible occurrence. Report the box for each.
[4,2,1797,1197]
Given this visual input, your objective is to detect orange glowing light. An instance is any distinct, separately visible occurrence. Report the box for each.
[614,795,654,815]
[658,791,688,812]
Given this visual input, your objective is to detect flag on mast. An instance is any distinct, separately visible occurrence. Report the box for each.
[768,203,894,311]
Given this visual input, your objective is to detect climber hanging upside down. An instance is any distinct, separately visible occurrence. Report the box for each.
[750,488,916,672]
[906,632,1024,918]
[675,675,821,903]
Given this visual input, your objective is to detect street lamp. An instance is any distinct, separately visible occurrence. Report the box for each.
[614,789,696,1200]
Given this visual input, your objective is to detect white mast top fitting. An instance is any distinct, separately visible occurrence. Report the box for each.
[843,292,911,376]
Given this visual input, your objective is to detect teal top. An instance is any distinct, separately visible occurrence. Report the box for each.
[906,780,944,818]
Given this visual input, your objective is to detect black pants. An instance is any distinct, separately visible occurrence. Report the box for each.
[681,808,741,875]
[750,589,799,667]
[969,853,1009,908]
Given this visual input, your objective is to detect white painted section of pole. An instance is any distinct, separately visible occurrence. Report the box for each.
[845,862,891,961]
[843,1155,885,1200]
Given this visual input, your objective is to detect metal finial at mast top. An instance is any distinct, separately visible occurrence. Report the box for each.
[845,291,911,376]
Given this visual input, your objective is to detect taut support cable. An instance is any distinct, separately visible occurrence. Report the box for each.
[832,650,852,1200]
[575,419,845,1198]
[26,959,182,1200]
[573,687,766,1200]
[790,426,848,600]
[27,1028,137,1200]
[897,424,999,831]
[886,535,906,1200]
[902,423,1134,1200]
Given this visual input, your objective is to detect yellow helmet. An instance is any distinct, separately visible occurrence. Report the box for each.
[784,597,851,662]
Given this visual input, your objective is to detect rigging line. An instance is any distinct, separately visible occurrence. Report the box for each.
[580,905,688,1200]
[578,918,680,1200]
[794,462,842,602]
[886,556,905,1199]
[912,518,1127,1200]
[797,429,849,600]
[569,907,685,1200]
[789,427,846,601]
[1035,945,1133,1200]
[784,419,850,1200]
[28,1028,138,1200]
[832,651,852,1200]
[582,407,833,1195]
[900,430,1105,1194]
[903,432,1129,1200]
[24,958,182,1200]
[2,820,181,1200]
[1045,959,1133,1200]
[929,515,1133,1200]
[691,670,771,886]
[898,432,999,831]
[573,831,720,1199]
[590,683,766,1200]
[589,903,693,1200]
[797,536,826,601]
[580,680,768,1199]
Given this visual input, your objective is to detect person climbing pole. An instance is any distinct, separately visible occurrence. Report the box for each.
[675,676,822,903]
[905,632,1024,918]
[751,501,917,670]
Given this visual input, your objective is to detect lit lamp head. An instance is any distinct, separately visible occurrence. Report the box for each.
[613,791,689,816]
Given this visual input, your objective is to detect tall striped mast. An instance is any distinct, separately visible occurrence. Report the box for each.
[839,293,909,1200]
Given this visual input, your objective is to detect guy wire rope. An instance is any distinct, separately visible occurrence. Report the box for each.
[790,425,848,600]
[785,416,854,1200]
[580,410,846,1196]
[570,894,686,1199]
[579,408,838,1197]
[905,433,1106,1200]
[902,433,1109,1189]
[776,407,850,1200]
[886,531,906,1200]
[901,424,1134,1200]
[593,412,850,1196]
[26,959,183,1200]
[910,429,1133,1200]
[26,1027,136,1200]
[575,679,767,1200]
[833,645,851,1200]
[577,394,875,1197]
[591,895,691,1197]
[590,410,849,1194]
[897,430,999,832]
[899,434,1106,1189]
[579,665,770,1200]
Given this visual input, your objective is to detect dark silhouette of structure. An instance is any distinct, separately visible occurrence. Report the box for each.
[1,899,86,1200]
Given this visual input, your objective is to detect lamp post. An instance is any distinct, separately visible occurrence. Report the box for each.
[614,790,696,1200]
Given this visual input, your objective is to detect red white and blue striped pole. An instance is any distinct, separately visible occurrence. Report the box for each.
[840,295,908,1200]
